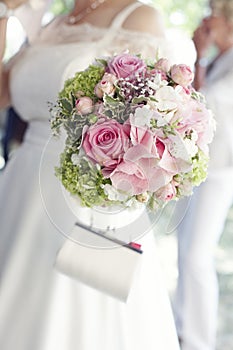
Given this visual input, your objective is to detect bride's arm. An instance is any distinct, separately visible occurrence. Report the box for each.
[0,0,29,109]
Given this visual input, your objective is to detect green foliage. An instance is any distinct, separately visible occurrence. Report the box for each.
[175,149,209,194]
[188,150,209,186]
[49,0,74,15]
[59,65,105,100]
[56,148,111,207]
[152,0,209,36]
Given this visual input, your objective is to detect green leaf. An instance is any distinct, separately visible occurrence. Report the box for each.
[131,96,149,104]
[104,95,120,105]
[71,92,77,108]
[95,58,108,67]
[59,98,73,114]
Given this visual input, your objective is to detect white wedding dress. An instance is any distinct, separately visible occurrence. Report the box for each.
[0,3,180,350]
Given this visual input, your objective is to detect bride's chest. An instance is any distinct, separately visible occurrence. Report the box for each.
[11,44,99,100]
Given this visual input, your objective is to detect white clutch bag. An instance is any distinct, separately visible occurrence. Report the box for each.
[54,221,143,302]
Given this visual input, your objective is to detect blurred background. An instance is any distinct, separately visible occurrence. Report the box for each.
[0,1,232,349]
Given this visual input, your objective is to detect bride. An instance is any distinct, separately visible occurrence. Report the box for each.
[0,0,180,349]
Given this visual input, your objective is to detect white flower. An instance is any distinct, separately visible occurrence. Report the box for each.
[71,153,81,165]
[131,106,154,127]
[156,110,175,127]
[178,179,193,197]
[125,197,144,209]
[103,184,128,201]
[71,149,85,165]
[190,129,198,142]
[147,74,168,91]
[183,138,198,157]
[155,85,181,111]
[168,134,193,162]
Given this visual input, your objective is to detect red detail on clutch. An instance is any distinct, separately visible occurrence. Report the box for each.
[129,242,141,250]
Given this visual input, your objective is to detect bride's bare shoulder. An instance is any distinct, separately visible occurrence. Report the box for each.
[123,4,165,37]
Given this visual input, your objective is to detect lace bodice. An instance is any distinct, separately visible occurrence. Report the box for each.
[9,3,173,122]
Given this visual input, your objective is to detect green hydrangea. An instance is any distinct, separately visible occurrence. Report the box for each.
[188,149,209,186]
[59,65,105,101]
[55,147,111,207]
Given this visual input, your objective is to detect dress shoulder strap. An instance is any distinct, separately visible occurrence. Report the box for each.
[110,2,143,30]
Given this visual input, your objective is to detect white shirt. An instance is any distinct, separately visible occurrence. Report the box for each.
[201,47,233,173]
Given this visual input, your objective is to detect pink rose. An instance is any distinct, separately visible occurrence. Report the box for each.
[94,73,117,98]
[155,182,177,202]
[154,58,171,72]
[82,119,130,174]
[170,64,194,87]
[75,97,93,114]
[107,53,146,79]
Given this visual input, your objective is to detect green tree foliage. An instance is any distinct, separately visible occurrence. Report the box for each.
[50,0,74,16]
[152,0,209,36]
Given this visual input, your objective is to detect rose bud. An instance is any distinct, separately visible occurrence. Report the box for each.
[75,97,93,114]
[136,192,149,203]
[154,58,171,72]
[94,84,104,98]
[170,64,194,87]
[156,183,176,202]
[95,73,117,98]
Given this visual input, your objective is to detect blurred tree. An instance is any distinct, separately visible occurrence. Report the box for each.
[152,0,209,36]
[49,0,74,15]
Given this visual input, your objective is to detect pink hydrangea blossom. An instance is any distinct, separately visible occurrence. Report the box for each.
[110,144,173,195]
[177,99,215,154]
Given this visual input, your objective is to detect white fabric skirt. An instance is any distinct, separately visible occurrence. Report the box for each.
[0,121,180,350]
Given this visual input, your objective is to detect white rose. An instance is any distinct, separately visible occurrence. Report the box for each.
[103,184,128,201]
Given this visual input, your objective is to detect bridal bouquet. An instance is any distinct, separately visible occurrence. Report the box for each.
[50,53,215,211]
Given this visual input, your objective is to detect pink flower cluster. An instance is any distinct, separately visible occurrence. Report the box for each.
[83,117,179,199]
